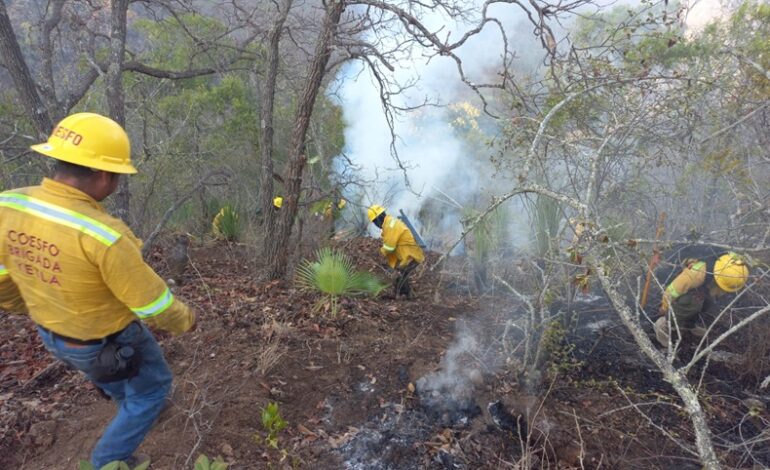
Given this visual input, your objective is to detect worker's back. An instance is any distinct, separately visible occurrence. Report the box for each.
[381,215,425,268]
[0,178,140,339]
[0,178,180,340]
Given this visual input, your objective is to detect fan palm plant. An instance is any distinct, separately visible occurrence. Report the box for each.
[295,248,387,316]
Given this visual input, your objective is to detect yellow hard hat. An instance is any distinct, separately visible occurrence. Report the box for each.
[30,113,136,174]
[367,204,386,222]
[713,252,749,293]
[273,196,283,209]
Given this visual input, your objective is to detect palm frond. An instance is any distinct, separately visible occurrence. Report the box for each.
[295,248,386,315]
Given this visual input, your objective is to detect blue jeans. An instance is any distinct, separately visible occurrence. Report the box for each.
[37,321,172,468]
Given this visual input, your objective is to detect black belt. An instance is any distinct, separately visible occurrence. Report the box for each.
[41,322,133,346]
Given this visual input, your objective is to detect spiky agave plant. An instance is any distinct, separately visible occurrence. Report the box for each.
[295,248,387,316]
[213,204,240,241]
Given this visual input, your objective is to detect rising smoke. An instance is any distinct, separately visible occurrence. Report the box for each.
[331,2,546,248]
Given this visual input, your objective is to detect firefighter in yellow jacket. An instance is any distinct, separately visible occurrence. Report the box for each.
[654,252,749,346]
[368,205,425,298]
[0,113,196,468]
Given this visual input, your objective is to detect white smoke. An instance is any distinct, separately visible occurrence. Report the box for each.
[684,0,727,33]
[415,320,484,402]
[332,2,546,245]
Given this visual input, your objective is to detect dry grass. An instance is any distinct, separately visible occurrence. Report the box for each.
[255,320,290,376]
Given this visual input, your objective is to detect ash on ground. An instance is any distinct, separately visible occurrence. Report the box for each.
[338,404,434,470]
[338,372,483,469]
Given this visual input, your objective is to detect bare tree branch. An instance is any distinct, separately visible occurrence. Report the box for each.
[142,169,232,257]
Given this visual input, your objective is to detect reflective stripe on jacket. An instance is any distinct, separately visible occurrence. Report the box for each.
[0,178,194,339]
[660,261,707,313]
[379,215,425,269]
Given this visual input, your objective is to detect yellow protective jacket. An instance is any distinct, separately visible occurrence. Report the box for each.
[0,178,194,340]
[379,215,425,269]
[660,260,707,312]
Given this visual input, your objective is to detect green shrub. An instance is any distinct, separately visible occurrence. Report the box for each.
[212,204,240,241]
[295,247,387,316]
[258,401,287,449]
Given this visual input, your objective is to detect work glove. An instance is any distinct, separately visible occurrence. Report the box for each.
[681,258,699,268]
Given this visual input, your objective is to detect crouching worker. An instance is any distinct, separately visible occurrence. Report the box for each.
[368,205,425,298]
[654,252,748,347]
[0,113,196,468]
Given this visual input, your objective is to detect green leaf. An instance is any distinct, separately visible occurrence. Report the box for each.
[274,415,287,432]
[206,456,229,470]
[261,402,279,428]
[78,461,95,470]
[295,248,386,299]
[194,454,211,470]
[99,462,121,470]
[133,460,151,470]
[213,204,241,241]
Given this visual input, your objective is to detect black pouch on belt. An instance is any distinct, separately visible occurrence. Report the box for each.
[90,342,142,383]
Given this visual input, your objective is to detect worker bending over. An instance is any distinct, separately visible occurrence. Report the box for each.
[368,205,425,298]
[655,252,749,346]
[0,113,196,468]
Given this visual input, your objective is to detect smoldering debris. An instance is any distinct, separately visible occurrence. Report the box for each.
[339,325,489,468]
[487,400,527,441]
[414,324,487,426]
[339,320,513,468]
[415,374,481,427]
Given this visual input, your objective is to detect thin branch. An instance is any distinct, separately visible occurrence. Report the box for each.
[141,169,232,257]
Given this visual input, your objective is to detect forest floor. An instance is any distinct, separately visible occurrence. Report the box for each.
[1,238,768,469]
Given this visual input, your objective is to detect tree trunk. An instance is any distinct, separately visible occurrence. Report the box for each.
[264,1,344,279]
[37,0,65,117]
[0,0,52,139]
[259,0,293,236]
[106,0,130,223]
